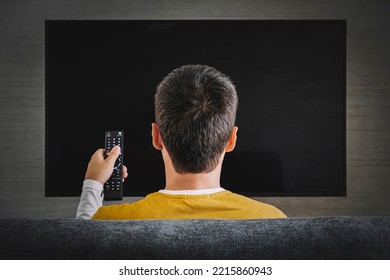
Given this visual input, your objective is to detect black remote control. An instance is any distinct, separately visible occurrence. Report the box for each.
[104,130,124,201]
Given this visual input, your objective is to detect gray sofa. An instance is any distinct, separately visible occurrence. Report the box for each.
[1,216,389,259]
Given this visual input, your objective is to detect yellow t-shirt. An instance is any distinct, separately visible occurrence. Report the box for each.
[92,190,287,220]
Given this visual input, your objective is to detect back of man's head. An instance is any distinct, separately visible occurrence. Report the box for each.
[155,64,238,174]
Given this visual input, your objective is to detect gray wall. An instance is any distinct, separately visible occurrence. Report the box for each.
[0,0,389,218]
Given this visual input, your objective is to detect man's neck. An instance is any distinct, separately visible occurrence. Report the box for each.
[161,148,225,191]
[165,174,221,190]
[164,163,222,191]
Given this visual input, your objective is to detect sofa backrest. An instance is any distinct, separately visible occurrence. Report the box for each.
[1,216,389,259]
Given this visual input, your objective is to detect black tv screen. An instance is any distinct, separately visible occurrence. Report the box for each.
[45,20,346,197]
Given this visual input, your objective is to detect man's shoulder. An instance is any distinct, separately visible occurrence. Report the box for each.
[92,192,163,219]
[221,191,287,218]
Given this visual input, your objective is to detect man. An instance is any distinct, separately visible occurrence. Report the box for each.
[76,64,286,219]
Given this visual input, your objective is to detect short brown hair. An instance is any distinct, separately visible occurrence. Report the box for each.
[155,64,238,173]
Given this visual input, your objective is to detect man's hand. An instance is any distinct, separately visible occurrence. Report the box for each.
[85,146,128,185]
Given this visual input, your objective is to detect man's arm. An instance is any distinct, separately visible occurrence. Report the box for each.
[76,179,104,219]
[76,146,128,219]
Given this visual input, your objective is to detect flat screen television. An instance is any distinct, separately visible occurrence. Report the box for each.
[45,20,346,197]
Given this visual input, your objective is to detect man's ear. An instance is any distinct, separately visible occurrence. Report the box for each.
[151,123,163,150]
[225,126,238,152]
